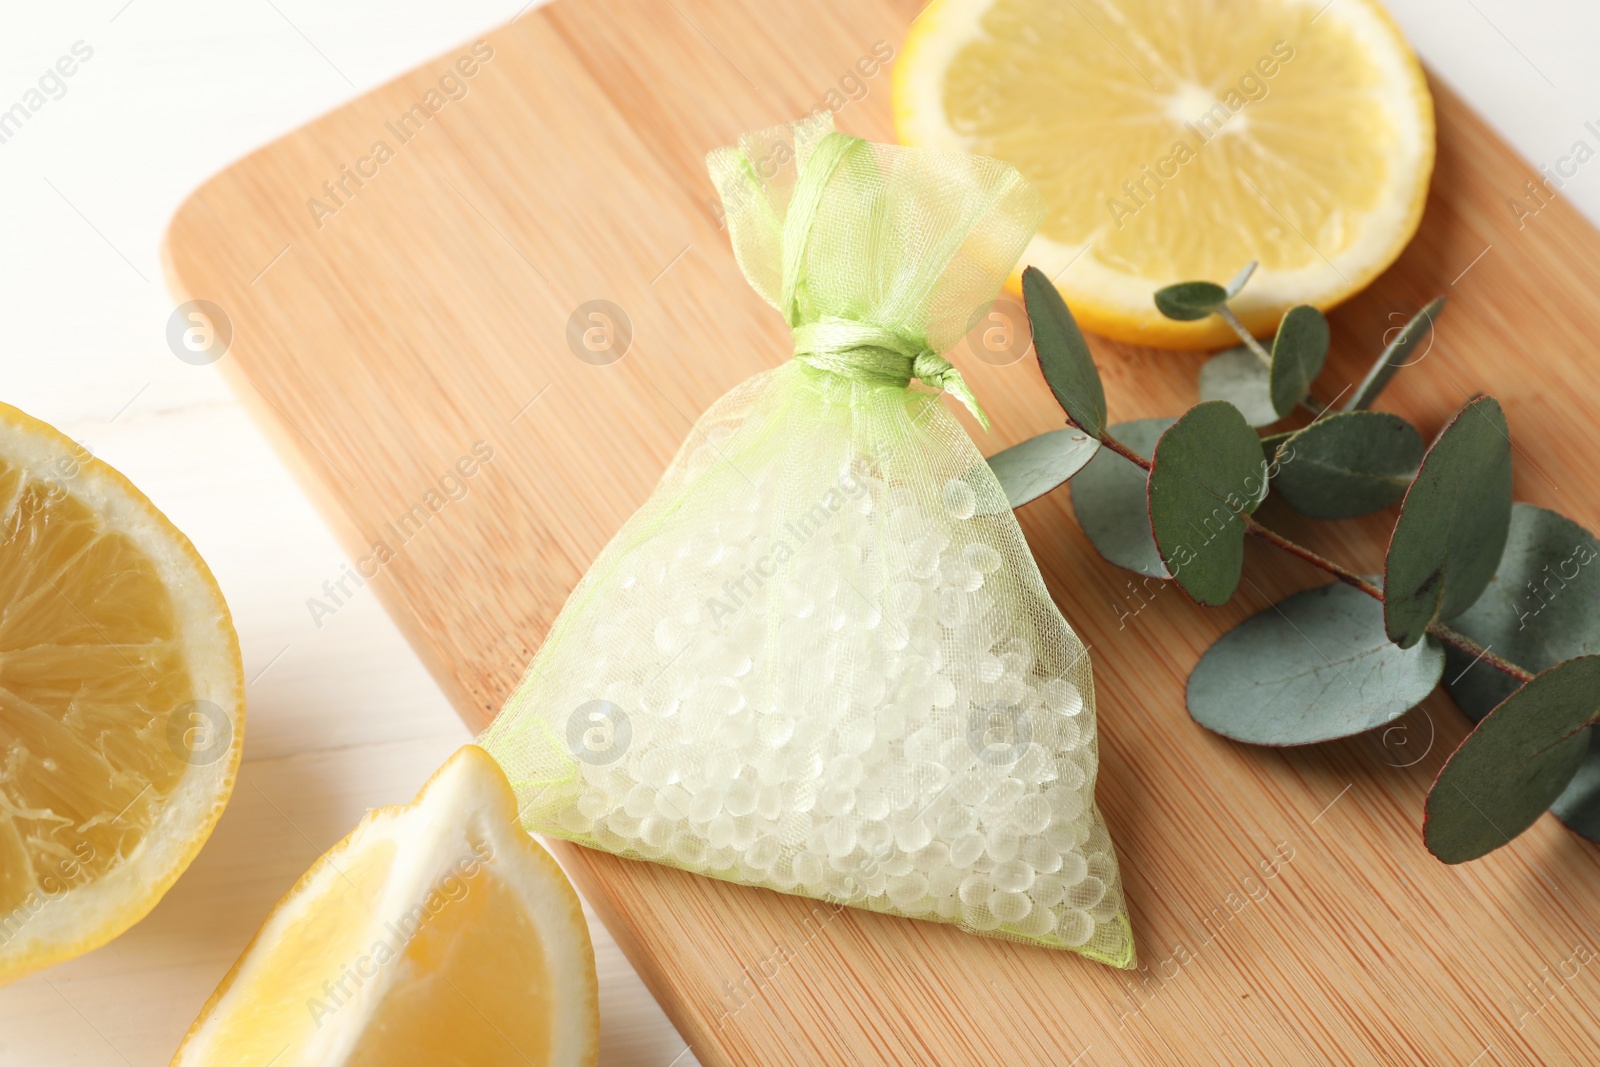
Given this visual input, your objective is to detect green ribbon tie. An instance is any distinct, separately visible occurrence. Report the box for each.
[777,131,991,431]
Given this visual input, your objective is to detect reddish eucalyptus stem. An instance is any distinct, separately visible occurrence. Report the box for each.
[1095,429,1537,686]
[1241,516,1383,598]
[1095,430,1151,471]
[1429,624,1536,684]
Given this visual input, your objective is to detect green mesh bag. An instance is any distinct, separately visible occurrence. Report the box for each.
[481,114,1134,967]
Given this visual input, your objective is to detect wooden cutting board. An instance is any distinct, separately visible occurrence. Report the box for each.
[162,2,1600,1063]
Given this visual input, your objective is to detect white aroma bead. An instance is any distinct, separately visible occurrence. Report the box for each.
[1090,896,1122,924]
[962,542,1002,574]
[1056,851,1094,883]
[724,779,758,818]
[950,771,988,805]
[1021,837,1061,874]
[1046,785,1084,825]
[856,788,893,821]
[1057,908,1094,947]
[942,479,977,520]
[653,616,685,655]
[639,816,672,849]
[558,808,593,834]
[1044,820,1083,854]
[894,816,932,852]
[747,835,781,871]
[942,562,983,594]
[824,818,858,857]
[1015,905,1057,939]
[957,874,992,906]
[782,780,818,814]
[882,851,915,877]
[577,790,612,820]
[707,813,736,850]
[949,831,985,868]
[1011,795,1053,835]
[670,832,708,867]
[837,716,875,754]
[756,784,784,821]
[936,589,969,628]
[1056,716,1081,751]
[962,902,1001,931]
[858,820,892,854]
[985,831,1020,863]
[818,784,855,817]
[687,787,722,823]
[1043,679,1084,717]
[702,748,740,785]
[793,851,825,886]
[907,537,943,580]
[987,889,1031,924]
[1029,873,1067,910]
[986,778,1025,810]
[887,872,929,907]
[1071,875,1107,910]
[928,864,964,899]
[826,755,864,789]
[990,859,1035,893]
[935,807,976,839]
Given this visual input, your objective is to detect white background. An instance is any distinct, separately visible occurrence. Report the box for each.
[0,1,1594,1064]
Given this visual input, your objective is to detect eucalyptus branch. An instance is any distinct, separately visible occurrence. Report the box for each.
[1096,431,1151,472]
[1096,426,1536,685]
[1216,305,1273,368]
[1216,303,1329,415]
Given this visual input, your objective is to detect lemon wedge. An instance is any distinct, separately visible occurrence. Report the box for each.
[171,745,599,1067]
[0,401,243,985]
[895,0,1435,347]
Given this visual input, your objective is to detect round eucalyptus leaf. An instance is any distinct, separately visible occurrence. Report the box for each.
[1424,656,1600,863]
[1198,346,1277,426]
[1070,418,1173,578]
[1189,582,1444,745]
[1271,411,1422,520]
[1549,731,1600,841]
[1383,395,1514,649]
[1022,266,1106,439]
[1441,504,1600,842]
[1148,401,1268,606]
[1444,504,1600,721]
[1154,280,1228,321]
[1345,297,1446,412]
[986,428,1101,509]
[1269,305,1329,417]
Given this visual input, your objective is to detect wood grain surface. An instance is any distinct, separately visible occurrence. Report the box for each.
[161,1,1600,1063]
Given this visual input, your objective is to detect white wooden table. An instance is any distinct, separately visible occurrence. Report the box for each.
[0,1,1596,1063]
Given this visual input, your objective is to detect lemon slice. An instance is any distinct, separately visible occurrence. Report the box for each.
[895,0,1435,348]
[0,401,243,985]
[172,745,599,1067]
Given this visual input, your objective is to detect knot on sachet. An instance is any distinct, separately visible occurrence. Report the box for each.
[790,317,990,430]
[774,129,990,430]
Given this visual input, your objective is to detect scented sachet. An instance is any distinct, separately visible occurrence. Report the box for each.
[482,114,1133,967]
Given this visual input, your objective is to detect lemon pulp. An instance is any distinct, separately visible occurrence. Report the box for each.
[896,0,1435,346]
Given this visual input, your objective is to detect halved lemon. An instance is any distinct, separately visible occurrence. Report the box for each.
[0,401,243,985]
[895,0,1435,348]
[171,745,599,1067]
